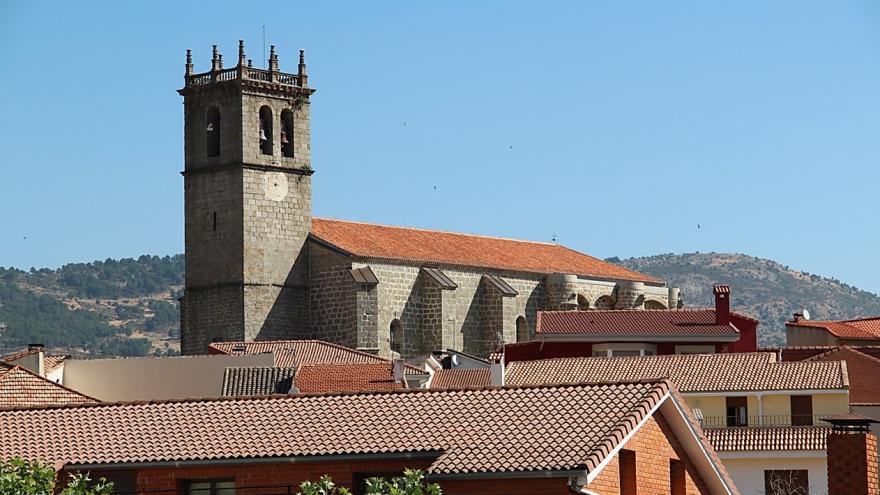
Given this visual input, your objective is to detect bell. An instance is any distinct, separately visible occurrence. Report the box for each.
[259,129,267,141]
[206,123,214,132]
[280,130,289,145]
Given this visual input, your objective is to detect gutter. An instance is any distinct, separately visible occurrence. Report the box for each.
[426,468,587,481]
[64,451,441,471]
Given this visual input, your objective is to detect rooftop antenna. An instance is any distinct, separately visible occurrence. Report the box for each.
[802,309,811,321]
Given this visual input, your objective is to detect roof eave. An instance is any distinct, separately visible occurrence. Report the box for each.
[536,334,740,343]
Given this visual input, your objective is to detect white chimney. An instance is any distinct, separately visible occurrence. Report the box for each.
[490,361,505,387]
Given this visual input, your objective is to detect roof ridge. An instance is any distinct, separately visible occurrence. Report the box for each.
[0,379,670,412]
[313,217,558,246]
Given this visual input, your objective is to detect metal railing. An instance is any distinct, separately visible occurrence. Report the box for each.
[700,414,831,428]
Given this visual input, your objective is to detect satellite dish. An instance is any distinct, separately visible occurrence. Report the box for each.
[802,309,811,321]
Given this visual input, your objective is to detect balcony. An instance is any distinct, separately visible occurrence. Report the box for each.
[699,414,831,428]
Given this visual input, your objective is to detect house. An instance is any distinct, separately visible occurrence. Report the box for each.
[786,314,880,346]
[0,380,738,494]
[503,285,758,362]
[175,42,681,359]
[770,345,880,435]
[503,352,850,494]
[0,361,96,408]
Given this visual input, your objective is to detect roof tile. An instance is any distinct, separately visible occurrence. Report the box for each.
[310,218,659,283]
[704,426,830,452]
[536,309,741,338]
[0,381,673,477]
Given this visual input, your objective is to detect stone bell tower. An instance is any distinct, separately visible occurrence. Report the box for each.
[178,41,315,354]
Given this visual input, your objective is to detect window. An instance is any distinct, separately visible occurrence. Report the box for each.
[390,319,403,355]
[206,107,221,157]
[644,299,667,310]
[725,397,748,427]
[670,459,685,495]
[184,479,235,495]
[259,106,273,155]
[675,345,716,355]
[281,109,294,157]
[619,449,637,495]
[790,395,813,426]
[764,470,808,495]
[593,343,656,357]
[516,316,529,342]
[594,295,616,309]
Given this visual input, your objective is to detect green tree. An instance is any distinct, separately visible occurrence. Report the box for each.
[365,470,441,495]
[297,475,351,495]
[0,458,113,495]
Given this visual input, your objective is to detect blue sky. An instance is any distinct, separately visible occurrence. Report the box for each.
[1,1,879,292]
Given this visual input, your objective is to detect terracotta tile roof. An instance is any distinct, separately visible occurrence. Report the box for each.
[208,340,426,375]
[704,426,831,452]
[295,362,404,393]
[505,352,849,393]
[430,369,491,389]
[536,309,741,339]
[787,317,880,340]
[805,346,880,405]
[222,367,296,396]
[0,363,96,408]
[310,218,659,283]
[0,381,678,477]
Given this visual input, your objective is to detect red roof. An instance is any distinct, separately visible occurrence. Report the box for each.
[787,317,880,340]
[429,369,492,389]
[0,363,96,408]
[208,340,426,375]
[536,309,741,339]
[310,218,659,283]
[0,381,681,477]
[295,362,405,393]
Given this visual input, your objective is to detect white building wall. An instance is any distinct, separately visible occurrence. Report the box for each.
[720,454,827,495]
[63,353,274,401]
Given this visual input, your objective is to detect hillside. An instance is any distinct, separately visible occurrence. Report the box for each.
[3,252,879,356]
[617,252,880,346]
[0,255,183,358]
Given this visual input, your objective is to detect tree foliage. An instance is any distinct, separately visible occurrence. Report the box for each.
[0,458,113,495]
[297,470,441,495]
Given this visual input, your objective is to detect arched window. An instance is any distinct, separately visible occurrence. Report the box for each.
[390,319,403,355]
[645,300,668,310]
[594,295,616,310]
[280,109,294,157]
[206,106,221,158]
[259,106,273,155]
[516,316,529,343]
[577,294,590,310]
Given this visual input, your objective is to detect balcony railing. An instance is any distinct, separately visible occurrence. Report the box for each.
[700,414,831,428]
[185,67,303,88]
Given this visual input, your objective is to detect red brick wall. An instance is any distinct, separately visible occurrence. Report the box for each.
[584,413,711,495]
[127,459,571,495]
[827,432,879,495]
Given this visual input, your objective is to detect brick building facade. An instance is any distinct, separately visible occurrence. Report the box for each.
[178,42,678,357]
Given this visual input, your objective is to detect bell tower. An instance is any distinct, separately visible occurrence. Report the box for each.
[178,41,315,354]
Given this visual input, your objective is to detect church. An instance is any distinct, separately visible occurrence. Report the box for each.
[178,42,678,358]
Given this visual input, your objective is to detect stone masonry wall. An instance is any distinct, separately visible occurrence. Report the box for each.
[180,286,244,354]
[309,243,358,349]
[349,259,665,359]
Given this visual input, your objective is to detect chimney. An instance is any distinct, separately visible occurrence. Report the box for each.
[24,344,46,377]
[490,361,505,387]
[824,414,880,495]
[392,359,406,386]
[713,285,731,326]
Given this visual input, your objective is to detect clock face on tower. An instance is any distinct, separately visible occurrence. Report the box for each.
[263,172,289,202]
